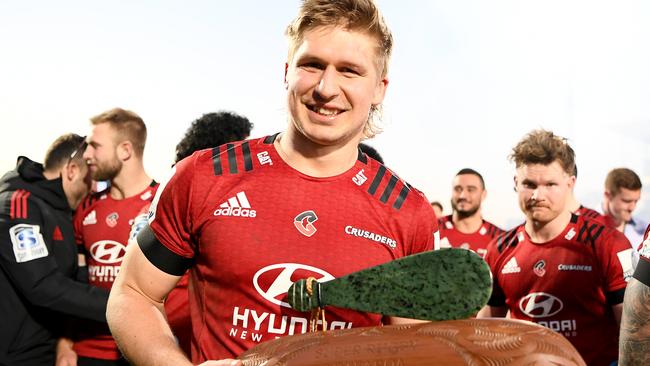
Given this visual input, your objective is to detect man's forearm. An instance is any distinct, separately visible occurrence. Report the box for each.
[107,285,191,366]
[620,279,650,365]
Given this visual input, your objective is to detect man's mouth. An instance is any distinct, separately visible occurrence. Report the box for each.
[308,105,342,116]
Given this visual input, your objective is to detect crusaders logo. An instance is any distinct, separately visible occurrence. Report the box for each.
[106,212,119,228]
[294,210,318,237]
[533,259,546,277]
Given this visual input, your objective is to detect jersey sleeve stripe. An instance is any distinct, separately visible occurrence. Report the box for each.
[379,175,398,204]
[226,143,238,174]
[263,134,277,144]
[242,141,253,172]
[589,225,605,243]
[367,165,386,195]
[212,147,223,176]
[392,185,410,210]
[22,191,30,218]
[9,190,18,219]
[138,224,193,276]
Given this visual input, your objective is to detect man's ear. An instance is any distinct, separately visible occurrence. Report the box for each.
[512,175,518,192]
[117,141,133,161]
[64,162,78,181]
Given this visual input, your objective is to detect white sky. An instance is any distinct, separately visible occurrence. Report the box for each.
[1,0,649,229]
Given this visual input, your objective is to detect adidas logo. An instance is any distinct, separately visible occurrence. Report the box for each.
[501,257,521,274]
[83,210,97,226]
[213,191,257,218]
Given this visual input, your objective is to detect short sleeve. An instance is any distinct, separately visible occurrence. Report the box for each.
[148,156,197,259]
[407,194,436,255]
[600,229,634,300]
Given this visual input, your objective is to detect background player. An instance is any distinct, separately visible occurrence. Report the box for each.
[478,129,633,366]
[68,108,157,366]
[437,168,504,259]
[106,1,438,365]
[602,167,647,247]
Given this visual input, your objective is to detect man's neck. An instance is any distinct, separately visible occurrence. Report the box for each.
[452,212,483,234]
[525,210,572,243]
[109,163,152,200]
[275,129,361,177]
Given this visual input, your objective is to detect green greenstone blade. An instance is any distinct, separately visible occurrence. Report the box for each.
[287,248,492,321]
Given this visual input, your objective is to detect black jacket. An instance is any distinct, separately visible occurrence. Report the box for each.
[0,157,109,366]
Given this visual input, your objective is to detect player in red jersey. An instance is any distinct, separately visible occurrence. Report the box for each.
[61,108,158,366]
[478,129,633,366]
[106,1,438,365]
[621,223,650,365]
[438,168,504,258]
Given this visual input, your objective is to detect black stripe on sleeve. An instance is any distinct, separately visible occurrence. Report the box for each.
[634,257,650,287]
[263,134,278,144]
[138,224,193,276]
[380,175,398,203]
[212,147,223,176]
[577,223,589,242]
[606,288,626,305]
[226,144,238,174]
[242,142,253,171]
[367,165,386,195]
[392,185,410,210]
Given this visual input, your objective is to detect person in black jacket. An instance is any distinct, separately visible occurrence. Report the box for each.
[0,133,109,366]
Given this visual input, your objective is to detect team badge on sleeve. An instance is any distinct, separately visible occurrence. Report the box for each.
[10,224,48,263]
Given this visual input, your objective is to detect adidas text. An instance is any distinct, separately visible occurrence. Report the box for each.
[214,207,257,217]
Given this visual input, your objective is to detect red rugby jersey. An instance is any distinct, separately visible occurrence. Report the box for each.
[437,215,504,259]
[144,135,438,362]
[72,182,158,360]
[485,214,633,366]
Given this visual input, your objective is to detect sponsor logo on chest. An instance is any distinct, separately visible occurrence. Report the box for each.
[228,263,352,343]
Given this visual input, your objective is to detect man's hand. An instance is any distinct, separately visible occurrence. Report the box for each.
[55,338,77,366]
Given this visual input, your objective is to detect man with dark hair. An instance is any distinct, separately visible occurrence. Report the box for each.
[0,133,109,366]
[107,1,438,365]
[602,167,646,246]
[437,168,503,259]
[478,129,633,365]
[68,108,158,365]
[175,111,253,163]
